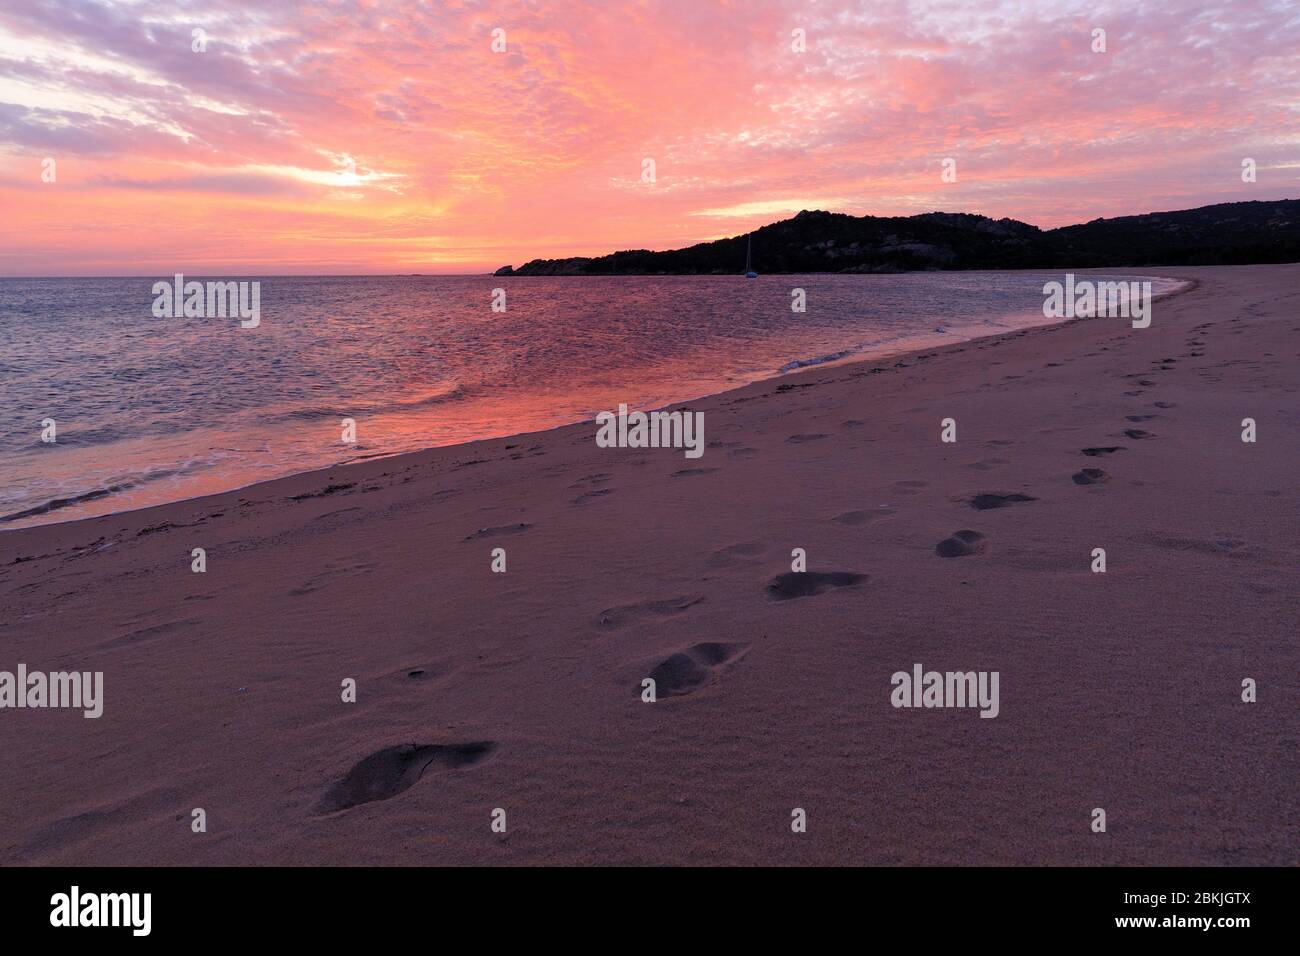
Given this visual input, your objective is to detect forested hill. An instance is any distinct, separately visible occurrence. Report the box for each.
[493,199,1300,275]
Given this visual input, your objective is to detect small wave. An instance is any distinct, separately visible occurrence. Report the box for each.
[779,348,859,373]
[0,466,185,523]
[372,383,472,413]
[272,383,469,423]
[32,425,130,448]
[276,407,353,423]
[1,484,134,523]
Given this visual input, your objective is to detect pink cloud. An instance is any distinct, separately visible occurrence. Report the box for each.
[0,0,1296,274]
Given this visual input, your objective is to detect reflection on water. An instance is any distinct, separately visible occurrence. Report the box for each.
[0,272,1183,527]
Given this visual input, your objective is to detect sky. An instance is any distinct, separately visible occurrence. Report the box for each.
[0,0,1297,276]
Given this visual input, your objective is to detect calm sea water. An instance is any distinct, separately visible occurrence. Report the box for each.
[0,273,1181,528]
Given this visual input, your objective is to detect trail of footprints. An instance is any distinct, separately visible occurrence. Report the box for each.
[316,357,1187,812]
[18,316,1259,833]
[938,376,1176,554]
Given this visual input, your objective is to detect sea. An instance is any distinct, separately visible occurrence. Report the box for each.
[0,272,1183,528]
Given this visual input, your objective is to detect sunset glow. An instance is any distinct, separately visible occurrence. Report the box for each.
[1,0,1297,275]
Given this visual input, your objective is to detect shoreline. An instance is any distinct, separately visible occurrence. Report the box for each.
[1,263,1292,866]
[2,269,1195,536]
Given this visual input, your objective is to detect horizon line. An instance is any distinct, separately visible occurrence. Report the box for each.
[3,195,1296,281]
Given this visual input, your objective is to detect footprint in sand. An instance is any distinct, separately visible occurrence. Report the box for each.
[726,447,760,460]
[672,467,720,477]
[1123,429,1154,440]
[289,561,378,596]
[313,506,362,522]
[315,742,495,814]
[1072,468,1108,485]
[890,480,928,495]
[935,530,987,557]
[786,433,828,444]
[382,658,457,684]
[707,541,769,566]
[966,458,1009,471]
[1153,401,1176,409]
[968,493,1036,510]
[1125,415,1157,422]
[1158,534,1244,553]
[572,488,614,505]
[95,618,200,651]
[1148,534,1262,558]
[463,522,532,541]
[21,785,186,856]
[831,507,895,525]
[1081,446,1123,457]
[640,642,748,698]
[766,571,864,601]
[598,594,704,630]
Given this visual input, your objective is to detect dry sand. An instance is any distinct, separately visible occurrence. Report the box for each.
[1,264,1295,866]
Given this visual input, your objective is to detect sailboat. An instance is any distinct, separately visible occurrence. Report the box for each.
[744,235,758,278]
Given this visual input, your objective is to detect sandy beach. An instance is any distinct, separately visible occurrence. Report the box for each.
[1,263,1295,866]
